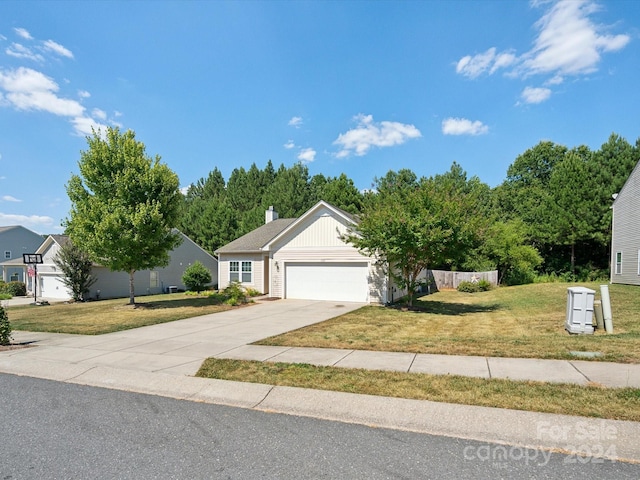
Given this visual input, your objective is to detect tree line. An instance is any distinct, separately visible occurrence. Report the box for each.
[63,127,638,305]
[181,133,639,287]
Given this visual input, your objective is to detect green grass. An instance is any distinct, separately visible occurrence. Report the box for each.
[256,283,640,363]
[5,293,235,334]
[196,358,640,422]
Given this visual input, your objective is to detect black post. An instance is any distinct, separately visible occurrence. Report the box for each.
[34,264,38,303]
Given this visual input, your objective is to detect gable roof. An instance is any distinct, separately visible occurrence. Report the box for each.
[262,201,359,250]
[215,218,296,254]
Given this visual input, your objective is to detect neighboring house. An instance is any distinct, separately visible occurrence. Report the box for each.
[11,231,218,300]
[216,201,392,304]
[0,225,44,283]
[611,159,640,286]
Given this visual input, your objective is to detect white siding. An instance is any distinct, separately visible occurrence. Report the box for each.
[217,253,265,293]
[268,206,387,303]
[611,161,640,286]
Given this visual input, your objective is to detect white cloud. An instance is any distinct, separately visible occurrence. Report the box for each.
[14,28,33,40]
[288,116,303,128]
[1,195,21,202]
[521,0,629,77]
[334,114,421,158]
[441,117,489,136]
[71,116,108,137]
[456,0,630,87]
[78,90,91,98]
[0,212,55,230]
[0,67,114,135]
[0,34,7,41]
[283,140,295,149]
[0,67,85,116]
[520,86,552,104]
[297,147,316,164]
[6,42,44,62]
[43,39,74,59]
[92,108,107,120]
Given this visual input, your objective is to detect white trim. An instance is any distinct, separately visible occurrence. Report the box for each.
[637,249,640,276]
[229,260,253,284]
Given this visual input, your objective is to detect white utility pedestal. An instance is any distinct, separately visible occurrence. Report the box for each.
[565,287,595,334]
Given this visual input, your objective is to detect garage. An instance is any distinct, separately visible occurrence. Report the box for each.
[39,274,72,300]
[284,262,369,302]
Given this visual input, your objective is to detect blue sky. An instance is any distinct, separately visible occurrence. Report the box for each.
[1,0,638,233]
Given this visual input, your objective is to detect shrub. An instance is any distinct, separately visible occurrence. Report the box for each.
[182,261,212,293]
[457,280,493,293]
[457,281,479,293]
[244,287,262,297]
[223,281,248,306]
[1,281,26,297]
[0,305,12,346]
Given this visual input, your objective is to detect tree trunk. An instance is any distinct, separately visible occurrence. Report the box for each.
[571,243,575,277]
[129,270,136,305]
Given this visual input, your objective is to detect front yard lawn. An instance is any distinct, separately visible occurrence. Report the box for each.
[256,283,640,363]
[5,293,234,335]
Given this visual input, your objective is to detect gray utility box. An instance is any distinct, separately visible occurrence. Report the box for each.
[565,287,595,334]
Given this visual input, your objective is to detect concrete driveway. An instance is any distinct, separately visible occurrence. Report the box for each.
[4,299,364,376]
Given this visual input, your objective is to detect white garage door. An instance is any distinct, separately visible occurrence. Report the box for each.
[285,262,369,302]
[40,274,72,300]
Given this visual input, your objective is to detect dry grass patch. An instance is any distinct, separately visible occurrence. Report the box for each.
[197,358,640,422]
[6,293,234,335]
[257,283,640,363]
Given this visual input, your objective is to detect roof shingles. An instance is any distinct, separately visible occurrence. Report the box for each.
[215,218,296,253]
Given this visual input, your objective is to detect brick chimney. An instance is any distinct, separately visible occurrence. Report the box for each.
[265,206,279,224]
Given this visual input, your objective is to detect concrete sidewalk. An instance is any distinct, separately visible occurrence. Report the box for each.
[1,298,639,462]
[215,344,640,388]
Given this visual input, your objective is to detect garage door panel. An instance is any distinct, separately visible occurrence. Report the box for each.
[285,262,368,302]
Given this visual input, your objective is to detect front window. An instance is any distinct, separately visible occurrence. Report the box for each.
[615,252,622,275]
[229,261,252,283]
[241,261,252,283]
[150,271,159,288]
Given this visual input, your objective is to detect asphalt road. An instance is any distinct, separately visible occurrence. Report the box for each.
[1,373,638,479]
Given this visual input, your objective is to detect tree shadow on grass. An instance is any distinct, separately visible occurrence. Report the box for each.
[392,299,502,316]
[129,295,228,310]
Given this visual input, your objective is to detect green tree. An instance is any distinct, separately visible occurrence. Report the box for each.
[465,220,542,285]
[182,261,212,292]
[316,173,363,214]
[65,127,182,305]
[545,150,601,275]
[496,141,568,244]
[53,240,97,301]
[346,166,485,306]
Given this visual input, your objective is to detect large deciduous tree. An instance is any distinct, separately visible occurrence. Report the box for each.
[65,127,182,305]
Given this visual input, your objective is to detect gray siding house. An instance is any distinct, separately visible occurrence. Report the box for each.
[13,231,218,300]
[0,226,44,283]
[611,160,640,285]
